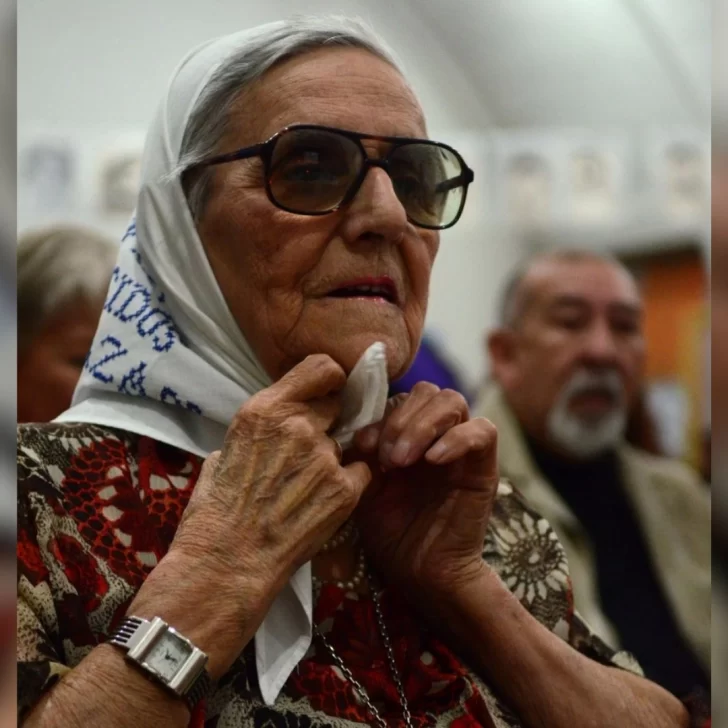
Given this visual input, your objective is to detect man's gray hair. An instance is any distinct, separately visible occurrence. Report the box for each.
[178,15,405,221]
[18,224,117,351]
[498,249,630,328]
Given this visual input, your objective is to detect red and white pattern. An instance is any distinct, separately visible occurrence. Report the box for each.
[17,422,707,727]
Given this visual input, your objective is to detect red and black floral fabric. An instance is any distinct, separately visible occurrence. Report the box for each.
[17,422,708,727]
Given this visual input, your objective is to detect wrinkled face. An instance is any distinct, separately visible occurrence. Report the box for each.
[196,46,439,381]
[18,297,103,423]
[491,258,645,453]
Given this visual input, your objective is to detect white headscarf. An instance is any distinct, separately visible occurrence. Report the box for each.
[57,22,388,704]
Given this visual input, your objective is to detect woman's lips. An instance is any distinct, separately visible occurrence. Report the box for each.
[324,276,400,305]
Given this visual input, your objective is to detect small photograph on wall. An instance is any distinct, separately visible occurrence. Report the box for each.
[19,139,75,213]
[569,148,617,223]
[663,142,706,221]
[506,152,552,226]
[99,148,142,215]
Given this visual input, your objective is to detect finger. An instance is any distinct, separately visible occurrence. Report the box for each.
[272,354,347,403]
[378,384,441,466]
[425,418,498,473]
[353,421,384,453]
[381,392,411,417]
[339,460,373,514]
[351,391,409,452]
[286,455,370,522]
[342,460,372,493]
[384,388,469,469]
[313,433,344,463]
[328,435,343,463]
[307,393,343,431]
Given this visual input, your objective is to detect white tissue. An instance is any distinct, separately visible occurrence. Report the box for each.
[256,341,389,705]
[330,341,389,449]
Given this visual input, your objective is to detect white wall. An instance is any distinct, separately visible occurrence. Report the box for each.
[18,0,519,389]
[19,0,708,389]
[18,0,494,133]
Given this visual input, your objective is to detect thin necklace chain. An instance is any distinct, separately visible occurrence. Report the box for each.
[313,562,415,728]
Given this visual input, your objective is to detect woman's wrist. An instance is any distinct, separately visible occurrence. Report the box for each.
[24,643,191,728]
[417,564,690,728]
[127,548,278,680]
[411,558,492,623]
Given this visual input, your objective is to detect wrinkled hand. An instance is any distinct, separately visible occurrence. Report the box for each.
[131,355,372,680]
[170,355,371,596]
[352,383,499,598]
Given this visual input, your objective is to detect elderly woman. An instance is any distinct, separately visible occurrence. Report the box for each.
[18,16,704,728]
[18,225,117,422]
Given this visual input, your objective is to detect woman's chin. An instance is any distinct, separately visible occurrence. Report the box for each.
[311,333,412,381]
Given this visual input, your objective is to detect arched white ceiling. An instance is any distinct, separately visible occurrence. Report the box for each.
[404,0,709,127]
[18,0,709,132]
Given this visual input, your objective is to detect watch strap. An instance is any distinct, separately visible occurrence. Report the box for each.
[184,669,213,708]
[110,616,146,650]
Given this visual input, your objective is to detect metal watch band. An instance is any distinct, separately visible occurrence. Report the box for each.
[109,616,145,649]
[110,616,212,709]
[185,669,213,708]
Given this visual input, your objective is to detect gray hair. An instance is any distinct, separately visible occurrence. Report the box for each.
[18,224,117,351]
[499,249,632,328]
[177,15,406,221]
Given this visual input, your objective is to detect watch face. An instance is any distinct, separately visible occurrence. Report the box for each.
[143,631,193,682]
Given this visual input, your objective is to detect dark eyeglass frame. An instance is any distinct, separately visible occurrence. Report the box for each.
[186,123,475,230]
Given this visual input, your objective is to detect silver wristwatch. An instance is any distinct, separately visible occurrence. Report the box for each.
[110,616,212,708]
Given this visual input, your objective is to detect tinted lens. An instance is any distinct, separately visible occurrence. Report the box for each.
[389,143,466,228]
[268,128,362,213]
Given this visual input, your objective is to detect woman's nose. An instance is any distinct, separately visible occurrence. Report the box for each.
[338,167,408,245]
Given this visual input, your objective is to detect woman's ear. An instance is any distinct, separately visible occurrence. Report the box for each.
[486,328,518,384]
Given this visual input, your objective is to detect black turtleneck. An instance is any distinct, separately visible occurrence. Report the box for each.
[525,437,708,698]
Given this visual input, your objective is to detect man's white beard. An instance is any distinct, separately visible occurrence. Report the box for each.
[546,369,628,460]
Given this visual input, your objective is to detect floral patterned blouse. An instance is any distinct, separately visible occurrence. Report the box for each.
[17,423,709,727]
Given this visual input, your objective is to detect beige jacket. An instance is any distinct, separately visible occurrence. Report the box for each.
[473,383,711,671]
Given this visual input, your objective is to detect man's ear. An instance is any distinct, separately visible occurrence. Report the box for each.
[487,328,518,385]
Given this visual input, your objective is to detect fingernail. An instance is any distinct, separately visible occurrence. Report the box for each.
[427,441,448,463]
[390,439,412,467]
[380,441,395,467]
[359,427,379,451]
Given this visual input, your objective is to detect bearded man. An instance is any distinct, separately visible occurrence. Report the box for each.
[474,250,709,699]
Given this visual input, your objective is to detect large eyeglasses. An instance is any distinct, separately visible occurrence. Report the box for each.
[187,124,474,230]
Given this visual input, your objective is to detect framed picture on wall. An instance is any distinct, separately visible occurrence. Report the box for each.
[99,151,141,215]
[564,133,629,225]
[643,129,709,223]
[491,132,565,228]
[507,152,552,225]
[664,141,706,220]
[18,137,76,214]
[90,130,146,219]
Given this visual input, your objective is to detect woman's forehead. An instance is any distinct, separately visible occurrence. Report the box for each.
[224,46,427,146]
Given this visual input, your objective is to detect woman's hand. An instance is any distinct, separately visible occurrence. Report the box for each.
[130,354,371,679]
[171,354,372,592]
[352,382,499,599]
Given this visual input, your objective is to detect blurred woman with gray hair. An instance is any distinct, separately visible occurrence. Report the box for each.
[17,224,117,422]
